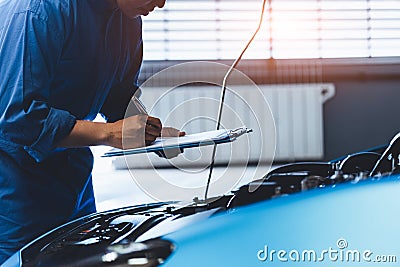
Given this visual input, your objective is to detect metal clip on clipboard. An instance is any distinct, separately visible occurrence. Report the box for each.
[228,127,253,141]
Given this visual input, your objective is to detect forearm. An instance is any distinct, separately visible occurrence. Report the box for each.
[57,115,163,149]
[57,120,113,148]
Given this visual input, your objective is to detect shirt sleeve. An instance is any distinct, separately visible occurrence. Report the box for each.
[0,2,76,162]
[100,41,143,122]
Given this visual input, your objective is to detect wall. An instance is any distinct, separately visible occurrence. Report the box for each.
[140,58,400,162]
[323,75,400,161]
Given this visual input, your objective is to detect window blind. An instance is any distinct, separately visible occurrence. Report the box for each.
[142,0,400,60]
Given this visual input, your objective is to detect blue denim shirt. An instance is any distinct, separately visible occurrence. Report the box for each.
[0,0,143,263]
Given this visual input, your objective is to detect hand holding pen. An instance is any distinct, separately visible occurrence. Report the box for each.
[132,95,185,139]
[132,95,185,158]
[131,95,163,146]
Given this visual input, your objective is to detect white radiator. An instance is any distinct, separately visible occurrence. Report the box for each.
[113,83,335,169]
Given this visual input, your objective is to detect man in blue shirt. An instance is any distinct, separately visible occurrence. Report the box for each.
[0,0,180,263]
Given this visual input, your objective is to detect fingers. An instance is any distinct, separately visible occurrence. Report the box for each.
[125,115,186,147]
[145,124,161,142]
[145,116,162,130]
[161,127,186,137]
[161,127,179,137]
[155,147,181,159]
[143,116,162,145]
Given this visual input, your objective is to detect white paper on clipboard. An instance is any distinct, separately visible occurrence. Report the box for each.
[102,126,252,157]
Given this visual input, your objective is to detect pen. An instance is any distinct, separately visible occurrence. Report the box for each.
[132,95,161,144]
[132,95,148,115]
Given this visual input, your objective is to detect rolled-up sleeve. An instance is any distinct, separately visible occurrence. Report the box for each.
[23,105,76,162]
[0,3,76,162]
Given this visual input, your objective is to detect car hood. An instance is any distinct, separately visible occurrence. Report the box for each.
[164,176,400,266]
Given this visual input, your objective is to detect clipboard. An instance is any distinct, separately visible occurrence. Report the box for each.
[102,126,252,157]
